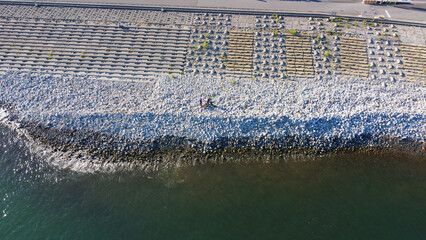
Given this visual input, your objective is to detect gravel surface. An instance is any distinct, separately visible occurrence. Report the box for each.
[0,71,425,152]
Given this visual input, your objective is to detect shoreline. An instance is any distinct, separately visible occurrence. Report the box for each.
[1,71,424,171]
[21,119,426,157]
[1,111,425,173]
[1,111,425,174]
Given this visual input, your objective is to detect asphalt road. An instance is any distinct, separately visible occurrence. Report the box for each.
[2,0,426,23]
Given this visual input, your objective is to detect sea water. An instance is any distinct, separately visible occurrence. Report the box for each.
[1,125,425,239]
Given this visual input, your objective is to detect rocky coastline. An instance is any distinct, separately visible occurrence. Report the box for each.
[0,71,424,170]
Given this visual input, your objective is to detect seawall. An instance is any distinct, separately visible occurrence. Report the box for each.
[0,3,425,168]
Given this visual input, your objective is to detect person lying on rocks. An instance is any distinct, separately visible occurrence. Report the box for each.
[200,98,215,108]
[206,98,215,107]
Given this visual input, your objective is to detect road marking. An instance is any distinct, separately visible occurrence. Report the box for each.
[385,10,391,18]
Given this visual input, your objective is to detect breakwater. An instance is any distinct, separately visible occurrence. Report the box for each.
[0,71,424,170]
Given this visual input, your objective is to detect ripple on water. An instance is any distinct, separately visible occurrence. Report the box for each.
[1,125,426,239]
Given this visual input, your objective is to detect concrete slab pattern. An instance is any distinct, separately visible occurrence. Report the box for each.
[0,20,190,78]
[0,5,194,25]
[252,28,287,79]
[0,3,424,84]
[185,26,229,76]
[396,25,426,45]
[255,14,285,32]
[285,34,314,76]
[285,17,312,32]
[339,36,369,78]
[226,31,254,75]
[364,22,406,81]
[401,44,426,82]
[193,12,232,28]
[231,15,255,29]
[311,32,340,77]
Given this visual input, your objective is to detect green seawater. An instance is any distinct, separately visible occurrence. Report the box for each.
[1,125,425,239]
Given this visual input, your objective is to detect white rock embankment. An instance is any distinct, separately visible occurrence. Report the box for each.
[0,71,425,152]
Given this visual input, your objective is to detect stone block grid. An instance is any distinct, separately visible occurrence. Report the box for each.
[285,34,314,76]
[193,12,232,28]
[255,15,285,31]
[338,37,369,78]
[253,30,287,79]
[364,23,406,80]
[285,17,312,32]
[311,33,340,77]
[401,44,426,82]
[396,25,426,45]
[184,27,229,76]
[367,38,404,80]
[0,4,424,84]
[231,15,255,29]
[225,31,254,76]
[0,5,193,25]
[0,20,190,78]
[187,14,288,79]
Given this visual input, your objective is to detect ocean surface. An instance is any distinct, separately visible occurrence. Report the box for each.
[1,125,425,240]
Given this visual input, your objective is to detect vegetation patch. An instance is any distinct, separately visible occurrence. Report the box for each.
[289,29,298,36]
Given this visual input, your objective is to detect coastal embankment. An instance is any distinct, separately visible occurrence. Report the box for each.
[0,71,424,169]
[0,3,425,170]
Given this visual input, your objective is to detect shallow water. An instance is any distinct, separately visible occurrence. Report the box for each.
[1,125,425,239]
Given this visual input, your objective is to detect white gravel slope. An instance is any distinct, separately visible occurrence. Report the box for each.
[0,71,425,149]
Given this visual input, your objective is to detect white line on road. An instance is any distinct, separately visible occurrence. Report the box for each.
[385,10,391,18]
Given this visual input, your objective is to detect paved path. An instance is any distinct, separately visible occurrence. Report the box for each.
[7,0,425,23]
